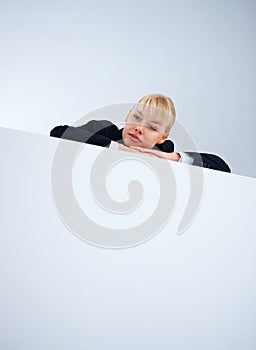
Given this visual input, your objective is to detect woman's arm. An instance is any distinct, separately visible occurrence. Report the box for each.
[128,147,231,173]
[50,120,119,147]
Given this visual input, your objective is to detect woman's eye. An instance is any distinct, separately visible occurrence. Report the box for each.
[149,125,158,131]
[133,114,140,120]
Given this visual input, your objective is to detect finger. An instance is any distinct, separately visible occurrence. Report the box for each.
[129,146,140,150]
[131,147,154,153]
[130,146,147,150]
[140,152,160,158]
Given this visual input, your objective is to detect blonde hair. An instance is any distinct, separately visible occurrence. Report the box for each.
[135,93,176,133]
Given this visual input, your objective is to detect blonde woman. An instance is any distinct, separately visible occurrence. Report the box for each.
[50,93,230,172]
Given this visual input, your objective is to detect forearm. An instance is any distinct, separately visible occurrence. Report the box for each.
[166,152,181,162]
[50,125,112,147]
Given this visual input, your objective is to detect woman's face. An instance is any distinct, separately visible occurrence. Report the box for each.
[122,109,169,149]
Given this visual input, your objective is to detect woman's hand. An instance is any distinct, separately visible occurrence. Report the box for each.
[130,146,181,161]
[117,143,141,153]
[118,144,159,158]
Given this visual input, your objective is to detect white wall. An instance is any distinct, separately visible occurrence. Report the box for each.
[0,0,255,177]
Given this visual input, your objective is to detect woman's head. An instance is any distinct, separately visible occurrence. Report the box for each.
[136,93,176,133]
[122,93,176,149]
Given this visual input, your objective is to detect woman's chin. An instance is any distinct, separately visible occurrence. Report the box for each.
[123,138,136,147]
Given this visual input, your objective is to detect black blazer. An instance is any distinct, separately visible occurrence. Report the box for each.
[50,120,231,173]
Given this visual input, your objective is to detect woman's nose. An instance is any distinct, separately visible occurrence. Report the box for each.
[135,124,143,133]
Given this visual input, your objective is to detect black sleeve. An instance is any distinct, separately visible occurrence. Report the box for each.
[156,140,174,152]
[185,152,231,173]
[50,120,118,148]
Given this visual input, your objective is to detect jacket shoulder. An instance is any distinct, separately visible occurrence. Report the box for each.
[79,120,117,133]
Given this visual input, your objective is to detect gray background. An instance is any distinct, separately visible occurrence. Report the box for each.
[0,0,255,177]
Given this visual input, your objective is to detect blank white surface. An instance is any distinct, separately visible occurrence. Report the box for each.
[0,127,256,350]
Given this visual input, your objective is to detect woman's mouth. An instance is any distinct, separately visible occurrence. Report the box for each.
[128,133,140,142]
